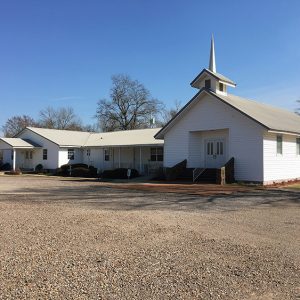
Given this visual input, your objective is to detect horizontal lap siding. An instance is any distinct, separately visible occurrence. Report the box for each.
[263,133,300,182]
[83,148,104,170]
[164,94,264,182]
[18,129,59,169]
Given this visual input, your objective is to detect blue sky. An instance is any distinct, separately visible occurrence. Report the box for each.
[1,0,300,131]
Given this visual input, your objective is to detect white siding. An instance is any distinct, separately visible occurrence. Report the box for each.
[17,129,59,169]
[164,94,264,182]
[263,132,300,183]
[83,148,104,170]
[58,148,83,167]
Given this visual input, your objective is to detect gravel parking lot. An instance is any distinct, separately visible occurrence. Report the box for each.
[0,175,299,299]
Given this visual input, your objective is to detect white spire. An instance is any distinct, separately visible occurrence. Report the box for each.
[209,35,216,73]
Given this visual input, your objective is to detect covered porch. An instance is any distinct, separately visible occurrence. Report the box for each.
[0,138,42,171]
[84,145,164,175]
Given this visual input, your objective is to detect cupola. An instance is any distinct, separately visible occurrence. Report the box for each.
[190,35,236,96]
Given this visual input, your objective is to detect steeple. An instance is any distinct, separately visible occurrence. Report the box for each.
[209,35,216,73]
[190,36,236,95]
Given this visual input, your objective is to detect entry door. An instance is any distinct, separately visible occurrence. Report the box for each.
[205,139,226,168]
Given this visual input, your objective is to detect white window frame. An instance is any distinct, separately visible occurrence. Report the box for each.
[68,149,75,160]
[43,149,48,160]
[104,149,110,161]
[276,135,283,155]
[150,147,163,162]
[86,149,91,157]
[296,138,300,156]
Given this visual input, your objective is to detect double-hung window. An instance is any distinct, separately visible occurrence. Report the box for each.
[86,149,91,157]
[150,147,163,161]
[68,149,75,160]
[43,149,48,160]
[276,135,283,155]
[104,149,110,161]
[296,138,300,155]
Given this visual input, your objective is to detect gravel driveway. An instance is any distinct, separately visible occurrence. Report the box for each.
[0,176,299,299]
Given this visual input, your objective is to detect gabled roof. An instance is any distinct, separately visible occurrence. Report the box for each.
[85,128,163,147]
[155,88,300,139]
[0,138,41,149]
[20,127,92,147]
[191,68,236,88]
[16,127,163,147]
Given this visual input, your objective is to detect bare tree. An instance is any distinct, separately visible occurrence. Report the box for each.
[96,74,164,131]
[161,100,182,125]
[2,115,37,137]
[39,106,83,130]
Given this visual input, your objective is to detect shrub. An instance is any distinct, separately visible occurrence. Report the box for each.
[0,163,11,171]
[60,163,88,171]
[35,164,43,172]
[101,168,139,179]
[165,159,187,181]
[55,164,98,178]
[88,165,98,177]
[71,167,91,177]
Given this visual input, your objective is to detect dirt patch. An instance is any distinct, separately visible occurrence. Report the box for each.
[0,176,299,299]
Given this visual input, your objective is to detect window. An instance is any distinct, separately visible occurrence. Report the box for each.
[277,135,283,155]
[219,82,224,92]
[150,147,163,161]
[216,141,224,155]
[68,149,75,160]
[104,149,110,161]
[297,138,300,155]
[11,150,14,161]
[29,151,33,159]
[205,79,211,89]
[86,149,91,157]
[207,142,213,155]
[43,149,48,160]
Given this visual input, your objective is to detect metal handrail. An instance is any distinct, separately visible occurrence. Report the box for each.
[193,168,205,182]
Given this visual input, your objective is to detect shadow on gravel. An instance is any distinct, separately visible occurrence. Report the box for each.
[1,179,299,212]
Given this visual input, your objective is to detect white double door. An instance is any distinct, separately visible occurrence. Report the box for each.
[204,138,226,168]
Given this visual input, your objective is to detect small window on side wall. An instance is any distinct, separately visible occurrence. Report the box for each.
[86,149,91,156]
[43,149,48,160]
[68,149,75,160]
[276,135,283,155]
[150,147,163,161]
[104,149,110,161]
[296,138,300,155]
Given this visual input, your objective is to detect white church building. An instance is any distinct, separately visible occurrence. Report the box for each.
[1,38,300,184]
[155,37,300,184]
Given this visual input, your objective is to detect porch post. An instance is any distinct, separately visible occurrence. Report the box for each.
[13,149,16,171]
[139,147,142,174]
[118,147,121,168]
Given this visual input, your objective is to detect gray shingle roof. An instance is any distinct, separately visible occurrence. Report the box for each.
[211,91,300,134]
[18,127,163,147]
[0,138,41,148]
[85,128,163,147]
[155,88,300,139]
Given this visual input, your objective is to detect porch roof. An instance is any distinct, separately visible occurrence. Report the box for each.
[84,128,163,147]
[0,138,42,149]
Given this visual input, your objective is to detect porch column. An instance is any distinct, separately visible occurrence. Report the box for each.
[118,147,121,168]
[13,149,16,171]
[139,147,142,174]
